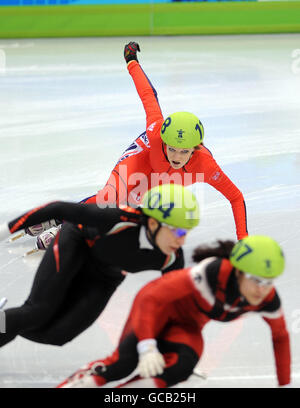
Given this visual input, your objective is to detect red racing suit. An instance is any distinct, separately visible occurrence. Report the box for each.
[57,256,290,388]
[122,257,291,386]
[88,61,248,240]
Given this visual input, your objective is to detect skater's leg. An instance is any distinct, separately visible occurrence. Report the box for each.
[21,271,125,346]
[0,224,87,346]
[57,332,138,388]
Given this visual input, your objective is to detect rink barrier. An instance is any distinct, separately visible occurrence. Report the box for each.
[0,1,300,38]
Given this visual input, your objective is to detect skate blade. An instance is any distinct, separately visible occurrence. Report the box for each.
[193,369,208,380]
[0,297,7,309]
[23,248,41,257]
[9,231,25,242]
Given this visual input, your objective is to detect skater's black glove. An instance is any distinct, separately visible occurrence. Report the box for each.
[124,42,140,64]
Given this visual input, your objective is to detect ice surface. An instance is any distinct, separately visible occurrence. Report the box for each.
[0,34,300,388]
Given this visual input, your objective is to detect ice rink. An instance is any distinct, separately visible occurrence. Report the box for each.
[0,34,300,388]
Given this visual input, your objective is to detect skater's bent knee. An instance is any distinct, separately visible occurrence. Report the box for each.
[160,346,199,386]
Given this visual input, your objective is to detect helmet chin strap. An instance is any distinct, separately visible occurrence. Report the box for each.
[147,221,162,249]
[161,142,169,163]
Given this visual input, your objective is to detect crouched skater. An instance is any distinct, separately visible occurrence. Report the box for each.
[0,184,199,348]
[58,235,291,388]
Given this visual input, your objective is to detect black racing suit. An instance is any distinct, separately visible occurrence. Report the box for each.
[0,202,184,347]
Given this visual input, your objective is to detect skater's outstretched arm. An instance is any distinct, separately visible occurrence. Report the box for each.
[0,201,142,241]
[125,42,163,128]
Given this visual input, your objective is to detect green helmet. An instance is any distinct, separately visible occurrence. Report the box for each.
[229,235,285,279]
[141,183,200,230]
[160,112,204,148]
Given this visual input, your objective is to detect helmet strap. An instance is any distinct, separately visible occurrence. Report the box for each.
[146,220,162,249]
[161,142,169,163]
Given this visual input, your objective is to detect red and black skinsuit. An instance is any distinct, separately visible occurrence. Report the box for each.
[0,202,183,347]
[64,257,290,388]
